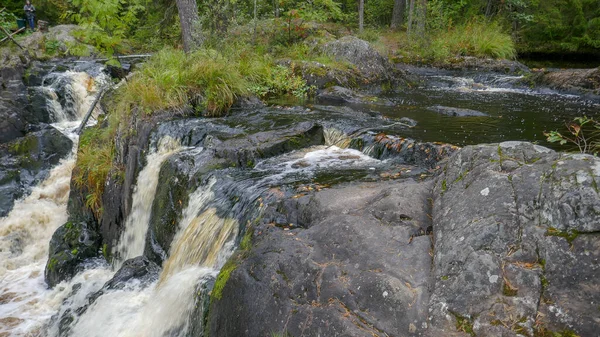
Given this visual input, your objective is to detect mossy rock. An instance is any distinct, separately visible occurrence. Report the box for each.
[44,221,102,288]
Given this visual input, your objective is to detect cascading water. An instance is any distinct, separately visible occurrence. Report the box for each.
[0,66,107,336]
[64,177,236,337]
[113,136,183,268]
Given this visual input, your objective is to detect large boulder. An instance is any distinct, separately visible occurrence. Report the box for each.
[429,141,600,336]
[45,221,102,288]
[321,36,395,85]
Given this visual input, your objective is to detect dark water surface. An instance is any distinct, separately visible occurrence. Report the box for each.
[303,70,600,150]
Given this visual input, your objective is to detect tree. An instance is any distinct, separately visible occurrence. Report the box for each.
[175,0,203,52]
[358,0,365,33]
[407,0,414,34]
[391,0,405,29]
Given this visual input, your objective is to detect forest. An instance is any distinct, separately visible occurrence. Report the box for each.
[2,0,600,58]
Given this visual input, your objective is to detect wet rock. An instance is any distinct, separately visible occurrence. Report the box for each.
[0,127,73,217]
[92,256,159,299]
[212,122,325,168]
[429,141,600,337]
[428,105,489,117]
[531,67,600,95]
[321,36,395,84]
[351,133,459,169]
[207,179,434,337]
[315,86,393,106]
[434,56,530,74]
[45,221,102,288]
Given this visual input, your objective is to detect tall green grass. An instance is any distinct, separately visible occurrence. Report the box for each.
[380,20,515,63]
[431,21,516,60]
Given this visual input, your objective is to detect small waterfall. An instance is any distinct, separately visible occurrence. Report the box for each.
[324,127,351,148]
[159,208,238,282]
[0,62,110,336]
[113,136,183,267]
[42,70,106,123]
[65,177,240,337]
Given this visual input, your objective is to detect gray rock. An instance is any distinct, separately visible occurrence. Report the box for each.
[208,179,434,337]
[321,36,395,84]
[427,105,489,117]
[429,141,600,336]
[434,56,530,75]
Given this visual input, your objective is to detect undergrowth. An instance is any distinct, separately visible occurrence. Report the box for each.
[377,20,515,63]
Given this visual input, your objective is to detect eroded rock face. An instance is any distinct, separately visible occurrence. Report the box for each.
[429,141,600,337]
[206,141,599,337]
[208,179,434,337]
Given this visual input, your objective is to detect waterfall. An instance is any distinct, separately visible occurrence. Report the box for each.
[113,136,183,268]
[0,156,75,336]
[324,127,351,148]
[0,64,109,336]
[65,177,239,337]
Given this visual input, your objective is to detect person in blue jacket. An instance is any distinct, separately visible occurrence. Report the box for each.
[24,1,36,30]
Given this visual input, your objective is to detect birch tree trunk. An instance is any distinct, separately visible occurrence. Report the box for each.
[176,0,203,52]
[358,0,364,33]
[390,0,406,29]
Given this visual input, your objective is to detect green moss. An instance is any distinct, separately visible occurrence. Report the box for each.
[441,275,449,281]
[47,257,58,272]
[211,257,238,301]
[441,179,448,193]
[545,227,579,245]
[102,243,110,260]
[240,226,254,251]
[276,269,290,283]
[9,135,39,156]
[534,327,581,337]
[71,248,79,255]
[452,312,476,337]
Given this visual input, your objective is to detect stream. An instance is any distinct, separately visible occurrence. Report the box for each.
[0,61,598,337]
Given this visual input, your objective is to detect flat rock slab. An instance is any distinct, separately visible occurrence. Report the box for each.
[429,141,600,337]
[208,179,434,337]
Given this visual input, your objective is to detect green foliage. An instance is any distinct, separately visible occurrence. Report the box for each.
[430,20,516,60]
[73,124,117,218]
[0,11,18,31]
[545,116,600,154]
[65,0,144,56]
[383,19,515,63]
[43,39,61,56]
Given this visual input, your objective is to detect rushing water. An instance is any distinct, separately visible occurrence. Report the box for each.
[0,67,106,336]
[113,136,183,268]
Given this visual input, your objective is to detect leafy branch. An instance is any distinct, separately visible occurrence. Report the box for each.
[545,116,600,155]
